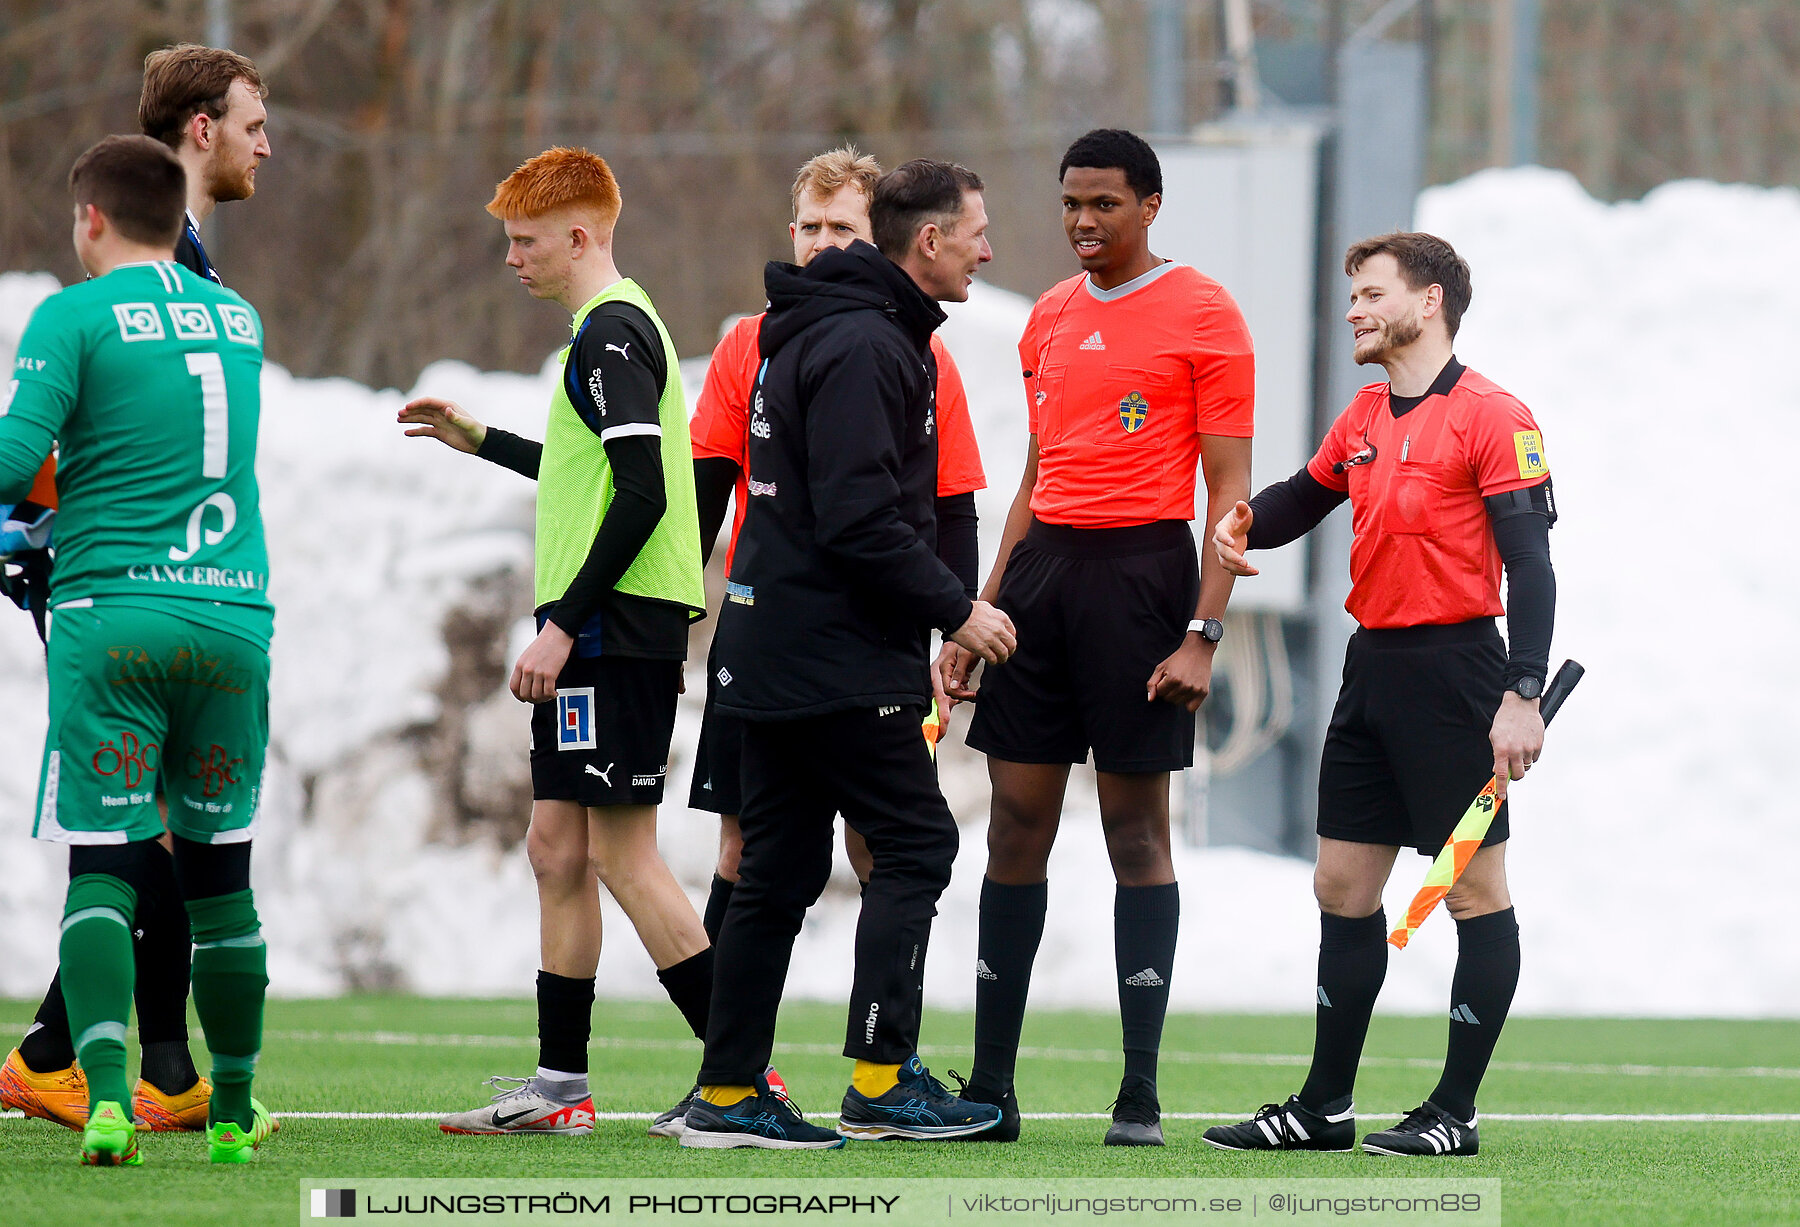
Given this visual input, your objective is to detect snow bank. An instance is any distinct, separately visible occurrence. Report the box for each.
[2,168,1795,1016]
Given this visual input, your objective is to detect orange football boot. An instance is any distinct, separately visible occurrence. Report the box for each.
[132,1075,212,1131]
[0,1047,90,1129]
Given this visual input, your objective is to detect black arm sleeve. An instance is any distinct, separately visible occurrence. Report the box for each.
[544,435,667,636]
[1245,466,1347,550]
[1487,482,1556,686]
[694,456,740,568]
[934,491,980,599]
[474,428,542,480]
[569,306,666,441]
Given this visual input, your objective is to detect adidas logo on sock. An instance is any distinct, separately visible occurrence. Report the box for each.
[1449,1004,1481,1024]
[1079,330,1106,351]
[1317,986,1333,1008]
[975,959,998,981]
[1123,967,1164,987]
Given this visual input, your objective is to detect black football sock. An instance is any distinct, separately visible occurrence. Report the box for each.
[139,1040,201,1097]
[702,874,734,946]
[131,840,195,1062]
[535,970,595,1076]
[1298,909,1388,1114]
[655,948,714,1041]
[19,976,76,1072]
[1115,883,1179,1087]
[1429,907,1520,1121]
[970,878,1047,1093]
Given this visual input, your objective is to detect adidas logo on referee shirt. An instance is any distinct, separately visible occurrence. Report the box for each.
[1124,967,1165,987]
[1079,330,1106,351]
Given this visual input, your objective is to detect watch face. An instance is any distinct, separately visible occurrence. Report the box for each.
[1199,618,1223,642]
[1513,676,1543,700]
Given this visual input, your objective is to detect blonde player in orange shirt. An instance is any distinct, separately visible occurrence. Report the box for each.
[656,147,987,1138]
[939,129,1255,1146]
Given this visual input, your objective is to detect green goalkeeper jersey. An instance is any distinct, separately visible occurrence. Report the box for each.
[0,260,273,647]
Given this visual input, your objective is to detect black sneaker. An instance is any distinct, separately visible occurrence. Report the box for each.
[648,1083,699,1138]
[1103,1075,1163,1146]
[678,1077,845,1150]
[947,1071,1020,1143]
[838,1055,1002,1140]
[1361,1101,1478,1157]
[1203,1095,1355,1152]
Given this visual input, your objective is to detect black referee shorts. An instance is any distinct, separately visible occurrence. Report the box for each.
[529,653,681,808]
[965,518,1200,774]
[688,641,744,816]
[1317,619,1511,856]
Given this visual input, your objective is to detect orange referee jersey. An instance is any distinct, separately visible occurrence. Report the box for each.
[690,312,986,576]
[1021,262,1254,529]
[1309,364,1549,629]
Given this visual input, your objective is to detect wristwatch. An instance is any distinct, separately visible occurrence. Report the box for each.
[1188,618,1224,644]
[1508,675,1544,701]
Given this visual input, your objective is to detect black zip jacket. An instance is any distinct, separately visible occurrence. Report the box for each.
[712,240,974,720]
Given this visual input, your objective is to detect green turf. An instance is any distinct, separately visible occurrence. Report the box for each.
[2,998,1796,1225]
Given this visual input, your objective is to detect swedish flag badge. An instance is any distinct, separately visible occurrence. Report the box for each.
[1118,391,1149,434]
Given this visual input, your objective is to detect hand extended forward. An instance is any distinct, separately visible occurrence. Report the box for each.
[399,396,488,454]
[1211,499,1258,577]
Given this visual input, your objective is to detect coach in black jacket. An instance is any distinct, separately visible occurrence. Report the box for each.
[686,161,1016,1148]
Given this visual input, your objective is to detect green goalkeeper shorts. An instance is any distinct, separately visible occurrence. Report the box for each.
[33,600,270,845]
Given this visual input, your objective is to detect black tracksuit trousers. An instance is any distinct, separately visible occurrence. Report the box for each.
[699,703,958,1084]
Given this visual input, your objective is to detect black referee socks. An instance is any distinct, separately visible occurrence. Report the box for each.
[1429,907,1520,1121]
[536,970,596,1075]
[656,947,715,1041]
[1299,908,1389,1114]
[1115,882,1180,1087]
[970,877,1049,1093]
[702,874,734,946]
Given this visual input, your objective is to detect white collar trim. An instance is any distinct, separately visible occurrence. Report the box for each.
[1084,260,1182,303]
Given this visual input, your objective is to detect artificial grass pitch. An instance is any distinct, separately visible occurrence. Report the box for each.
[1,997,1796,1226]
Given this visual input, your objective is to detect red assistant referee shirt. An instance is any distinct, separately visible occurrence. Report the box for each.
[690,312,987,576]
[1021,263,1255,529]
[1310,364,1550,629]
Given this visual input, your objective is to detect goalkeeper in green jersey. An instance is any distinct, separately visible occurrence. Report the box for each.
[0,135,277,1167]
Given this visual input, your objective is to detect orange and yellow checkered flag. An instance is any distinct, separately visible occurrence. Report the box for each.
[921,700,945,759]
[1389,660,1585,950]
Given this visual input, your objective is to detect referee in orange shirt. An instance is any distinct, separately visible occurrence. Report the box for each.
[940,129,1255,1146]
[1204,232,1555,1158]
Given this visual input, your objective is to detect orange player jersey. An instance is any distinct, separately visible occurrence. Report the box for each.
[690,311,986,576]
[1309,364,1549,630]
[1021,263,1254,529]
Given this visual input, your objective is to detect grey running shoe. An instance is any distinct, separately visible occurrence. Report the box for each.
[1203,1095,1355,1152]
[1361,1101,1478,1156]
[1103,1076,1164,1146]
[438,1076,595,1136]
[649,1083,699,1138]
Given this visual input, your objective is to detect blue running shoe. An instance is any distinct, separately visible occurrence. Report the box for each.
[678,1076,845,1150]
[838,1055,1002,1140]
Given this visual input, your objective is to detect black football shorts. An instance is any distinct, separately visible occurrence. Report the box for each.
[530,652,681,807]
[1316,619,1511,855]
[966,518,1200,774]
[687,641,744,816]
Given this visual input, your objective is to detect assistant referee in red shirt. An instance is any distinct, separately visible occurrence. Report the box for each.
[1205,232,1556,1158]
